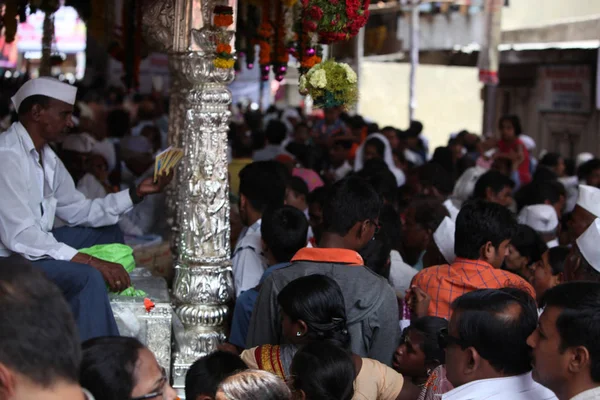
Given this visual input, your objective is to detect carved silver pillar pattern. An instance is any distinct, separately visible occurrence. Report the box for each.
[170,50,235,391]
[141,0,237,394]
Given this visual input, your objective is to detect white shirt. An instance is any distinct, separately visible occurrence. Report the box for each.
[389,250,418,298]
[571,386,600,400]
[77,173,108,200]
[0,123,134,261]
[546,238,560,249]
[232,219,268,296]
[443,373,557,400]
[443,198,460,222]
[330,161,353,182]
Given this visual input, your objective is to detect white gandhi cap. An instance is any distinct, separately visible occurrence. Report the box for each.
[433,216,456,264]
[576,218,600,274]
[518,204,558,233]
[11,77,77,113]
[576,185,600,218]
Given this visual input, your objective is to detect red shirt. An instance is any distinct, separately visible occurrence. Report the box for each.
[411,258,535,320]
[497,139,531,185]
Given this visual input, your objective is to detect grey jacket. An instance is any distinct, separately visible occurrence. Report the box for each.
[246,260,400,366]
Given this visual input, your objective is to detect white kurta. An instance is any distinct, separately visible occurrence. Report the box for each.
[0,122,133,261]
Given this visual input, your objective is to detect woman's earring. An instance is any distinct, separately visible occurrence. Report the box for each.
[296,332,302,337]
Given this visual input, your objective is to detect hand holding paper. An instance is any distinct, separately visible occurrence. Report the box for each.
[154,147,184,182]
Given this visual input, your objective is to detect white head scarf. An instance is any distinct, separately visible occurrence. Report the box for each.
[354,133,406,187]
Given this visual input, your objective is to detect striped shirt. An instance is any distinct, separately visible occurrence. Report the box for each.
[411,258,535,320]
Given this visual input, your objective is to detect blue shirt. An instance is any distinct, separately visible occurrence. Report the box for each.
[229,263,289,348]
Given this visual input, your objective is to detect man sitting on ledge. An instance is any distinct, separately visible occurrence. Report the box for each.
[0,78,171,341]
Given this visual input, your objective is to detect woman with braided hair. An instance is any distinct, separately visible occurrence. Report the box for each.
[240,274,419,400]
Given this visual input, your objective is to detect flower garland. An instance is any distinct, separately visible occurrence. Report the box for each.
[294,6,321,75]
[214,5,234,27]
[271,0,289,81]
[213,6,236,69]
[257,0,274,80]
[301,0,370,44]
[299,59,358,109]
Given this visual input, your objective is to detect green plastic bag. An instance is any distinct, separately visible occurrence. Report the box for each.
[79,244,147,297]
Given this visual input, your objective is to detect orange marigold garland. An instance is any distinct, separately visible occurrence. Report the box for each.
[214,5,234,27]
[271,0,289,81]
[257,0,273,80]
[213,5,236,69]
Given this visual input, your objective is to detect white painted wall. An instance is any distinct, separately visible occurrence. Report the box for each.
[502,0,600,31]
[359,61,483,152]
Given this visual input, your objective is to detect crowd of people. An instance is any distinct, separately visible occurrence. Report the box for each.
[1,77,600,400]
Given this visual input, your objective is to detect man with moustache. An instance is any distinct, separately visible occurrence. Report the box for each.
[527,282,600,400]
[441,288,556,400]
[0,78,171,340]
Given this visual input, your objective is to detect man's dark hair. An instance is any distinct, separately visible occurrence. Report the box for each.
[473,170,515,200]
[410,197,450,233]
[578,159,600,182]
[0,256,80,386]
[540,282,600,383]
[455,200,517,260]
[261,206,309,263]
[510,225,547,266]
[107,109,131,138]
[532,165,558,183]
[378,204,403,252]
[348,115,366,130]
[547,246,569,276]
[419,162,454,196]
[451,287,538,376]
[577,247,600,282]
[322,176,382,236]
[80,337,145,400]
[539,152,562,169]
[357,166,398,207]
[515,180,565,212]
[534,180,565,206]
[359,238,391,279]
[17,94,51,116]
[265,120,287,145]
[308,185,328,208]
[288,176,309,199]
[239,161,286,214]
[185,351,248,399]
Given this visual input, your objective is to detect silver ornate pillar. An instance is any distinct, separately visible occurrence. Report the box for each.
[170,51,235,391]
[142,0,236,394]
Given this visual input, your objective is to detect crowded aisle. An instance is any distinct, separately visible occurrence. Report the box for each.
[2,73,600,400]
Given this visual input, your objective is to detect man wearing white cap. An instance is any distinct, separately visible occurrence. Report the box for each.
[565,218,600,282]
[423,216,456,268]
[0,78,172,341]
[518,204,560,248]
[568,185,600,243]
